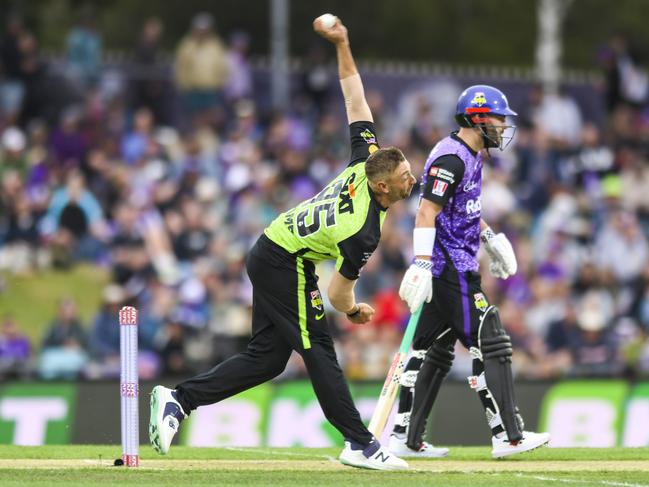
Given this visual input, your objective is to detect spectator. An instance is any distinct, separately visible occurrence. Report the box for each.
[120,106,155,164]
[300,43,333,120]
[618,145,649,215]
[568,290,621,377]
[561,123,615,189]
[49,106,87,171]
[174,12,229,126]
[157,316,191,376]
[66,10,102,89]
[0,126,27,178]
[40,169,109,266]
[0,14,27,122]
[596,210,648,284]
[18,30,54,125]
[0,316,31,379]
[172,198,212,263]
[224,31,252,103]
[545,302,579,377]
[109,201,150,284]
[130,17,171,125]
[39,298,89,379]
[88,283,126,364]
[0,192,40,273]
[599,32,648,111]
[533,86,583,150]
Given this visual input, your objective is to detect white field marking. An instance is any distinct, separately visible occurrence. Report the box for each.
[515,473,649,487]
[83,459,107,466]
[225,447,338,462]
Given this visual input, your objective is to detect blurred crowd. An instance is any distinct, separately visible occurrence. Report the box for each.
[1,12,649,383]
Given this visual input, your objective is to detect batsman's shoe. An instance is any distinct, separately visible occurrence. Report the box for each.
[149,385,187,455]
[388,433,449,458]
[491,431,550,458]
[339,439,409,471]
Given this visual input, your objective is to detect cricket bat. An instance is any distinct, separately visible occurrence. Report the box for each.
[368,306,422,437]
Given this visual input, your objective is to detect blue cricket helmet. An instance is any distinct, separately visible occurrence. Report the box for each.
[455,85,517,128]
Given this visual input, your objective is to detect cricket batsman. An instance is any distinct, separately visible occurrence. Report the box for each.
[390,85,551,458]
[149,14,415,471]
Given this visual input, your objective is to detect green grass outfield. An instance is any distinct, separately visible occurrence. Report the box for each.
[0,264,108,345]
[0,445,648,486]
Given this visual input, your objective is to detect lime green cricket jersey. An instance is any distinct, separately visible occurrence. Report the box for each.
[264,121,387,280]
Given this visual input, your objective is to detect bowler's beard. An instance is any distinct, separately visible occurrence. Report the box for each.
[399,185,413,200]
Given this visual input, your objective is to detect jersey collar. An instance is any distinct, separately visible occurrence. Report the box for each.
[367,184,388,212]
[451,131,478,157]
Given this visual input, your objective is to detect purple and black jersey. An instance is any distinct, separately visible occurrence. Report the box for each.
[420,133,483,277]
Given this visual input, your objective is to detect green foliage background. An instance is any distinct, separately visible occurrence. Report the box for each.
[0,0,648,67]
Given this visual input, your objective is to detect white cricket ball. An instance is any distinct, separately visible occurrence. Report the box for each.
[318,13,336,29]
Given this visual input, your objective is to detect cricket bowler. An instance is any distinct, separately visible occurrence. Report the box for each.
[149,14,416,471]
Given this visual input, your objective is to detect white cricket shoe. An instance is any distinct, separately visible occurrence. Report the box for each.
[149,385,187,455]
[339,439,409,470]
[388,434,449,458]
[491,431,550,458]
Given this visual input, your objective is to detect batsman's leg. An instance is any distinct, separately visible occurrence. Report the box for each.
[468,305,550,458]
[405,329,455,453]
[389,322,452,459]
[390,348,426,437]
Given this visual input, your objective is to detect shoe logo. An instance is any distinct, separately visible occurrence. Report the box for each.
[315,312,325,320]
[167,417,179,431]
[374,452,390,462]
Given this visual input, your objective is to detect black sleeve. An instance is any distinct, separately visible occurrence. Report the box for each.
[336,242,363,280]
[336,217,381,280]
[348,121,380,166]
[421,154,465,206]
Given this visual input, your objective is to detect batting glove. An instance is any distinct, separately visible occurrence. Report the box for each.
[489,260,510,279]
[481,228,517,278]
[399,259,433,313]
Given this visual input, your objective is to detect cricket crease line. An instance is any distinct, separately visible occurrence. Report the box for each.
[224,447,338,462]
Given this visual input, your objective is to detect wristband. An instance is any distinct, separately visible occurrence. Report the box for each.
[413,258,433,271]
[413,227,436,257]
[480,227,495,244]
[346,305,361,317]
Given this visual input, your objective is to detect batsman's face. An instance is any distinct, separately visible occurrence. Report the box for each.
[485,115,506,143]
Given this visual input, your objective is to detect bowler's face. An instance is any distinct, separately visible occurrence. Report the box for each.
[388,160,417,201]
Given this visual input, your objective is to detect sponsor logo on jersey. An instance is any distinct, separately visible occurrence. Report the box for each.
[428,166,456,185]
[465,198,481,215]
[310,290,323,311]
[435,168,455,184]
[473,292,488,311]
[283,208,296,233]
[463,180,478,192]
[360,129,377,144]
[471,92,487,106]
[432,179,448,197]
[368,144,378,153]
[338,173,356,215]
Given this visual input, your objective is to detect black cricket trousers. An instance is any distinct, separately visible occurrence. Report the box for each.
[175,233,373,445]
